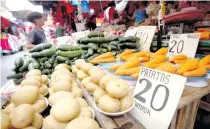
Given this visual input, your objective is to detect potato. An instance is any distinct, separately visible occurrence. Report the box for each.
[25,69,41,77]
[10,104,35,128]
[88,66,100,76]
[43,115,68,129]
[72,86,83,98]
[93,88,107,103]
[72,65,79,74]
[32,99,46,113]
[90,69,106,84]
[81,77,92,88]
[1,111,11,129]
[26,76,42,82]
[39,84,49,95]
[75,59,86,69]
[51,69,71,80]
[48,91,75,106]
[54,64,70,70]
[86,82,98,93]
[51,98,80,122]
[77,70,88,81]
[120,89,134,111]
[3,103,15,115]
[98,95,120,113]
[22,126,37,129]
[78,107,93,118]
[41,75,48,84]
[11,86,39,106]
[52,80,71,93]
[21,79,41,87]
[31,113,43,129]
[65,117,99,129]
[37,94,45,100]
[72,80,79,88]
[99,75,119,89]
[76,97,88,107]
[51,74,73,83]
[106,79,129,99]
[49,88,53,96]
[81,63,93,74]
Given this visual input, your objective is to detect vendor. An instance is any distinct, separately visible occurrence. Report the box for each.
[104,1,119,24]
[26,12,46,49]
[127,2,147,24]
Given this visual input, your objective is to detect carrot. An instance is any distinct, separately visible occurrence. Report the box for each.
[119,57,140,69]
[173,59,188,64]
[135,51,146,57]
[154,47,168,56]
[90,57,116,64]
[139,57,149,62]
[121,53,136,61]
[155,63,177,74]
[169,54,187,62]
[199,55,210,67]
[143,62,164,69]
[183,67,207,77]
[131,73,139,79]
[202,65,210,70]
[118,49,133,58]
[148,55,167,64]
[93,52,113,60]
[116,67,141,76]
[176,59,199,75]
[109,64,121,71]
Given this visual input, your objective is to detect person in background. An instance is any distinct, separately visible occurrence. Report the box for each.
[26,12,46,49]
[127,2,147,25]
[55,22,63,37]
[104,1,119,24]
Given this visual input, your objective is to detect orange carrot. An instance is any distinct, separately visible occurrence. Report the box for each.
[131,73,139,79]
[155,63,177,74]
[121,53,136,61]
[173,59,188,64]
[203,65,210,70]
[139,57,149,62]
[120,57,140,69]
[93,52,113,60]
[183,67,207,77]
[143,62,164,69]
[116,67,141,76]
[169,54,187,62]
[176,59,199,75]
[90,57,115,64]
[199,55,210,67]
[118,49,133,58]
[148,55,167,64]
[109,64,122,71]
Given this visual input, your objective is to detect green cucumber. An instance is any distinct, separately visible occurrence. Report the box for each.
[19,58,32,72]
[14,57,24,67]
[78,37,90,44]
[28,63,34,70]
[101,48,107,53]
[88,48,94,56]
[42,69,52,75]
[13,78,24,85]
[101,43,109,48]
[57,50,83,58]
[53,60,58,68]
[88,43,98,50]
[56,56,67,62]
[79,44,89,49]
[39,47,57,57]
[45,62,52,69]
[38,57,48,63]
[12,67,19,73]
[29,43,52,53]
[107,45,117,51]
[58,44,81,51]
[32,60,40,69]
[119,36,138,43]
[88,37,110,44]
[7,73,23,80]
[87,54,99,61]
[88,32,104,38]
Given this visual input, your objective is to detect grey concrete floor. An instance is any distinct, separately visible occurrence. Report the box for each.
[1,52,22,86]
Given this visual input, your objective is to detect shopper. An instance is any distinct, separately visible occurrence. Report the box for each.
[26,12,46,49]
[127,2,147,24]
[55,22,63,37]
[104,1,119,24]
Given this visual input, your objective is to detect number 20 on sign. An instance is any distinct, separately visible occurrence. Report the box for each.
[131,67,187,129]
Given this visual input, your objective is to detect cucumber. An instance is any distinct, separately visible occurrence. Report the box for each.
[48,57,55,64]
[80,54,86,59]
[101,48,107,53]
[12,67,19,73]
[57,50,83,58]
[19,58,32,72]
[14,57,24,67]
[88,43,98,50]
[31,60,40,69]
[79,44,89,50]
[28,63,34,70]
[38,57,48,63]
[40,65,44,70]
[56,56,67,62]
[101,43,109,48]
[88,37,110,44]
[42,69,52,75]
[119,36,138,43]
[7,73,23,80]
[107,45,117,51]
[39,47,57,57]
[88,48,94,56]
[53,60,58,68]
[88,32,104,38]
[13,78,24,85]
[78,37,90,44]
[45,62,52,69]
[109,41,119,46]
[87,54,99,61]
[58,44,81,51]
[29,43,52,53]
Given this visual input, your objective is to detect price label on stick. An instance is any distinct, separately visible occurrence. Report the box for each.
[168,33,200,58]
[130,67,187,129]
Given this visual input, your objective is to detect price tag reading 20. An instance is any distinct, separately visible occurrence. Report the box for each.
[132,67,186,129]
[168,33,200,58]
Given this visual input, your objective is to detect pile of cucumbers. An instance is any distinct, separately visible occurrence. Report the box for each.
[77,31,139,60]
[7,43,83,84]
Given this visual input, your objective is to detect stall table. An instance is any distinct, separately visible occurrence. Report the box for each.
[78,79,210,129]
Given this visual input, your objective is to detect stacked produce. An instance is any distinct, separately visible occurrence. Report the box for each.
[2,69,50,129]
[77,31,139,61]
[72,59,134,113]
[89,52,116,64]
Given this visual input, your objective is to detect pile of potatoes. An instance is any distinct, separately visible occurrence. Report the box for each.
[43,97,100,129]
[21,69,49,96]
[1,104,43,129]
[72,59,134,113]
[48,64,83,98]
